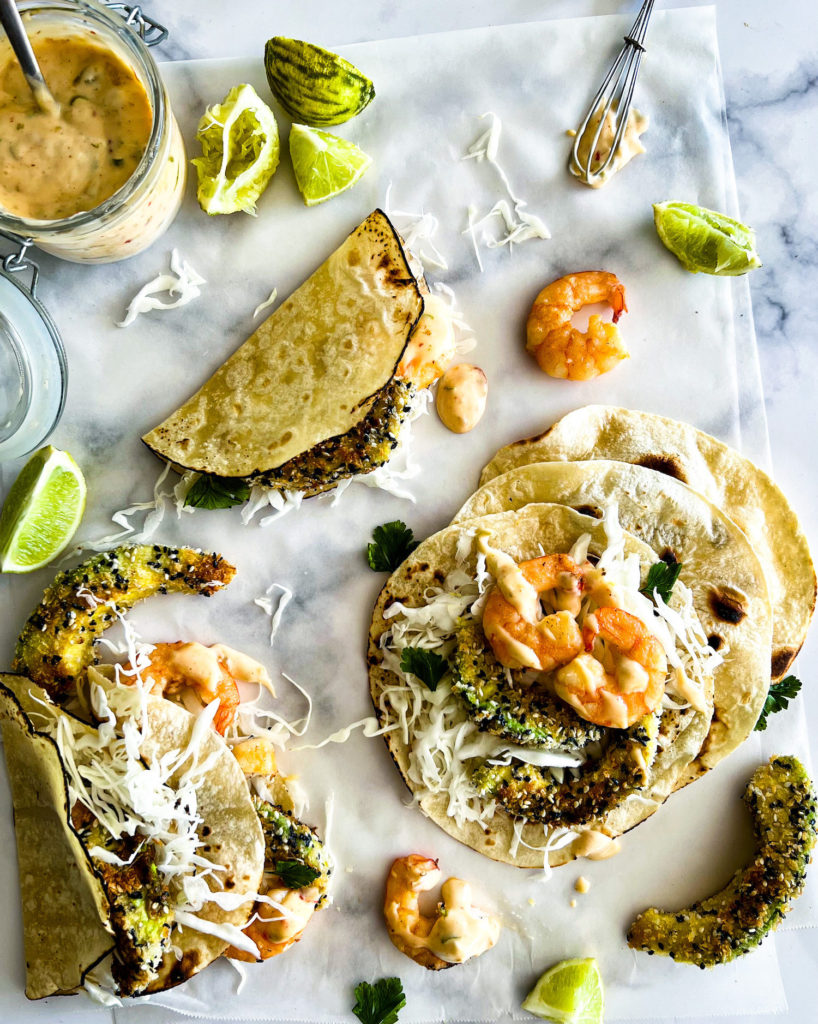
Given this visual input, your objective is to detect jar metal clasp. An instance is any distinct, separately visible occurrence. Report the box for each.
[106,3,168,47]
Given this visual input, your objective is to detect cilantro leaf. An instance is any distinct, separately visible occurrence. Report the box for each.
[274,859,320,889]
[367,521,419,572]
[754,675,802,732]
[640,561,683,604]
[352,977,406,1024]
[184,473,250,510]
[400,646,447,691]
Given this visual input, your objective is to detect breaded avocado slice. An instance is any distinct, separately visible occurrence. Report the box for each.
[628,756,817,967]
[473,713,658,826]
[451,621,603,752]
[13,544,235,704]
[255,798,332,902]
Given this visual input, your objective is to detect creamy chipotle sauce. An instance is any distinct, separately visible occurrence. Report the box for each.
[0,34,152,219]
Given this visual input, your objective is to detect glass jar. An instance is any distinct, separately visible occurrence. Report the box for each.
[0,1,186,264]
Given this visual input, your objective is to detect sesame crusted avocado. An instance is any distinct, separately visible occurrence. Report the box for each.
[13,544,235,704]
[451,621,603,752]
[627,756,817,967]
[251,379,415,497]
[73,807,172,996]
[472,713,659,827]
[255,797,332,901]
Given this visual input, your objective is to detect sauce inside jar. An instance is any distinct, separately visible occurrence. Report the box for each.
[0,34,152,220]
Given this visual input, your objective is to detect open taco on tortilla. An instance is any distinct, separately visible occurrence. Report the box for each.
[142,209,458,500]
[453,459,773,776]
[368,503,738,869]
[1,543,332,1000]
[480,405,815,681]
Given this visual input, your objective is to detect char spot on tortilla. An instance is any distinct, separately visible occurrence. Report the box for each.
[771,646,797,679]
[406,562,429,580]
[572,504,602,519]
[201,825,211,837]
[707,634,724,651]
[168,950,200,985]
[660,548,678,565]
[225,878,235,889]
[708,586,747,625]
[635,453,688,482]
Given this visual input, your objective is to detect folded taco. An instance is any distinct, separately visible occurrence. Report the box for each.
[368,503,720,869]
[453,459,773,775]
[0,670,264,999]
[142,209,455,499]
[480,405,814,680]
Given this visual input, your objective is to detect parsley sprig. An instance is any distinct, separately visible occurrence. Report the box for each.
[640,561,682,604]
[367,521,419,572]
[274,859,320,889]
[352,977,406,1024]
[754,675,802,731]
[184,473,250,509]
[400,647,447,691]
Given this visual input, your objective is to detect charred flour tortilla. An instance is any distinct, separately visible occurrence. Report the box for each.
[454,460,772,775]
[143,209,423,489]
[0,672,264,999]
[480,405,813,680]
[368,505,715,869]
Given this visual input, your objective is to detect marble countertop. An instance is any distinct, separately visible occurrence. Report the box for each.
[155,3,817,1020]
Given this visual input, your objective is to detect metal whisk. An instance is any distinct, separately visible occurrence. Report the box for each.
[570,0,656,185]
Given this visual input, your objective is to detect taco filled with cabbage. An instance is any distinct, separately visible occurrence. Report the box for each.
[368,502,768,868]
[1,544,332,1000]
[142,209,460,500]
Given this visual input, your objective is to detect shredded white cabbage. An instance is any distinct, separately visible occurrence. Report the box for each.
[118,249,206,328]
[462,112,550,268]
[254,582,293,646]
[384,182,449,272]
[252,286,278,319]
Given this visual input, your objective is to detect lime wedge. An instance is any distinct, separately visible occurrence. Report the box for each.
[0,446,86,573]
[265,37,375,126]
[522,957,604,1024]
[653,201,762,276]
[193,83,280,215]
[289,123,372,206]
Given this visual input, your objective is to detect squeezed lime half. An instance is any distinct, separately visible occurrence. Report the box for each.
[653,201,762,276]
[289,123,372,206]
[0,445,86,572]
[522,957,604,1024]
[193,83,280,215]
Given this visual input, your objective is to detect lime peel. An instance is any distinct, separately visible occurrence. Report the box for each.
[522,957,604,1024]
[0,446,87,573]
[653,201,762,276]
[193,83,280,216]
[289,123,372,206]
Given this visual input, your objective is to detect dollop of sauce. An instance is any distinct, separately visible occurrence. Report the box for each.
[425,878,501,964]
[436,363,488,434]
[0,34,152,219]
[572,829,622,861]
[569,106,648,188]
[574,875,591,894]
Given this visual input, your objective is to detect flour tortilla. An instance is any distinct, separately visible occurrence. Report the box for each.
[480,405,813,680]
[0,672,264,999]
[143,208,423,479]
[368,504,715,869]
[454,460,772,774]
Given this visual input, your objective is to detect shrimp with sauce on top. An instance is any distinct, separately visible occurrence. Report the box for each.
[526,270,629,380]
[383,855,500,970]
[554,606,667,729]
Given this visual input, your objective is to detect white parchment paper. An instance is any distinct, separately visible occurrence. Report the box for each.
[0,7,811,1022]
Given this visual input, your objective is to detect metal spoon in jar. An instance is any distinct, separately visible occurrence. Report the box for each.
[0,0,60,115]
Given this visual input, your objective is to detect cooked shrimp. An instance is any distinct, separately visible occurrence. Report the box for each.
[526,270,629,380]
[482,554,588,671]
[384,855,500,970]
[230,884,320,961]
[134,641,240,735]
[396,294,456,389]
[554,607,667,729]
